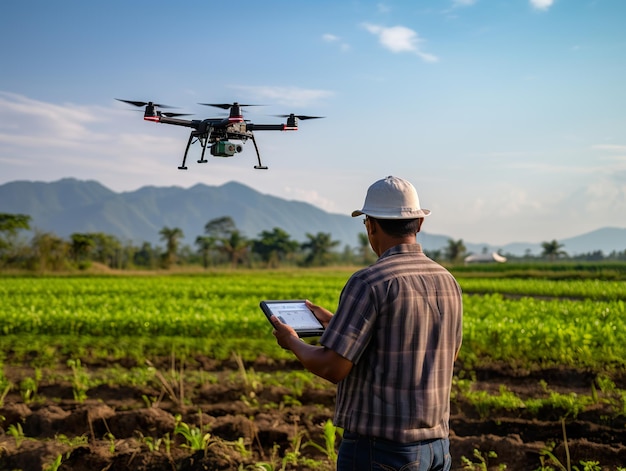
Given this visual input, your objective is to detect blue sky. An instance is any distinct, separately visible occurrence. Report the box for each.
[1,0,625,246]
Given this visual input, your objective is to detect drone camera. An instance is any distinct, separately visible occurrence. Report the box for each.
[211,141,243,157]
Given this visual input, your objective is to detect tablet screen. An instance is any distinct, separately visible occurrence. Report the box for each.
[260,300,324,337]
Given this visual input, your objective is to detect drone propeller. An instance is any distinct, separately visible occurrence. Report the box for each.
[116,98,176,109]
[161,112,192,118]
[128,109,191,117]
[198,103,262,110]
[274,114,325,120]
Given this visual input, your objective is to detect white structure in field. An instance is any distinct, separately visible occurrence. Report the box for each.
[464,252,507,264]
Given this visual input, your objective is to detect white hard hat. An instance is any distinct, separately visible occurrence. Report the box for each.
[351,176,431,219]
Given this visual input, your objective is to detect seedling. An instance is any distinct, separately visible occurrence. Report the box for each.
[304,419,338,462]
[7,423,26,449]
[461,449,504,470]
[43,454,63,471]
[174,413,212,452]
[67,358,89,402]
[19,368,41,404]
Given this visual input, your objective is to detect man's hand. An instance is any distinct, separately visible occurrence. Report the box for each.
[305,299,333,328]
[271,315,299,350]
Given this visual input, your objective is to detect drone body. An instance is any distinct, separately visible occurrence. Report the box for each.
[116,99,322,170]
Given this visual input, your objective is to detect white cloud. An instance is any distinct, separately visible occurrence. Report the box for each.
[530,0,554,11]
[362,23,438,62]
[0,92,183,185]
[229,85,334,108]
[592,144,626,152]
[0,92,105,145]
[585,177,626,209]
[452,0,477,7]
[322,33,351,52]
[283,186,337,213]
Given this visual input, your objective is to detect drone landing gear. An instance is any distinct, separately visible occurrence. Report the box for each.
[179,129,213,170]
[197,128,213,164]
[177,129,269,170]
[251,134,268,170]
[178,132,195,170]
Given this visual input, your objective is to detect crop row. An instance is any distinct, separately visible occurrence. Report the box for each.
[463,294,626,369]
[1,273,625,370]
[0,273,345,337]
[458,277,626,300]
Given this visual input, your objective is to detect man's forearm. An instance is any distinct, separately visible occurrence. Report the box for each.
[285,337,351,384]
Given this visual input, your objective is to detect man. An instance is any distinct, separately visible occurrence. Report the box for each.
[272,176,463,470]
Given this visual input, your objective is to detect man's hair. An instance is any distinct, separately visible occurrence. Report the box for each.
[372,217,421,237]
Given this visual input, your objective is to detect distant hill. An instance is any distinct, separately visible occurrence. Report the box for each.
[1,178,624,256]
[0,178,448,251]
[495,227,626,257]
[552,227,626,256]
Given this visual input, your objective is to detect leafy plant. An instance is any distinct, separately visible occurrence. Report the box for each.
[67,358,89,402]
[464,385,525,419]
[43,454,63,471]
[174,413,212,451]
[55,433,89,448]
[305,419,338,462]
[104,431,116,454]
[228,436,251,459]
[20,368,42,404]
[7,422,26,449]
[461,449,505,470]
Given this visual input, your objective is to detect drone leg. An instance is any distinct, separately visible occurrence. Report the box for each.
[198,137,209,163]
[251,134,268,170]
[179,132,195,170]
[198,129,212,163]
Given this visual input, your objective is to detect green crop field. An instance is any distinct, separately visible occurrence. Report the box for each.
[1,270,625,372]
[2,269,626,469]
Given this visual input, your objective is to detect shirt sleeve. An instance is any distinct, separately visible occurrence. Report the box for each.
[319,274,377,364]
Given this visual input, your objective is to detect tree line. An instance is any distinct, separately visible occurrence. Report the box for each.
[0,213,376,270]
[1,213,623,272]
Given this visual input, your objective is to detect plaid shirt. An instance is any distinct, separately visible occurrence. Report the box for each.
[320,244,463,443]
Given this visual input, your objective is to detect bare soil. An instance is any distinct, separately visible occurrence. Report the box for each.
[1,357,625,470]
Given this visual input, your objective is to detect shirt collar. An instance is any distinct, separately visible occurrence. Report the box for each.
[379,243,423,260]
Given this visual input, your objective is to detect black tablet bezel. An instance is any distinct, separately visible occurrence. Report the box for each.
[260,300,325,337]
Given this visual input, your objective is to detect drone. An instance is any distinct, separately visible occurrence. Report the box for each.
[116,99,323,170]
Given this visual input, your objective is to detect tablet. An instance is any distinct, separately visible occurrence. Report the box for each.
[260,300,325,337]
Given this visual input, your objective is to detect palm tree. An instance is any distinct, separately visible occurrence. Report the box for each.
[204,216,236,239]
[252,227,299,268]
[357,232,376,265]
[301,232,340,266]
[195,235,216,269]
[219,230,250,268]
[445,238,466,264]
[541,239,567,261]
[159,226,184,268]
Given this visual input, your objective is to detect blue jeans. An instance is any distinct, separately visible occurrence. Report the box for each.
[337,431,451,471]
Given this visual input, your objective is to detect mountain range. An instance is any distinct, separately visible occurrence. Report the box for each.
[1,178,624,256]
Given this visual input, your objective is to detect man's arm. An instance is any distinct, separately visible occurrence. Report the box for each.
[271,315,352,384]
